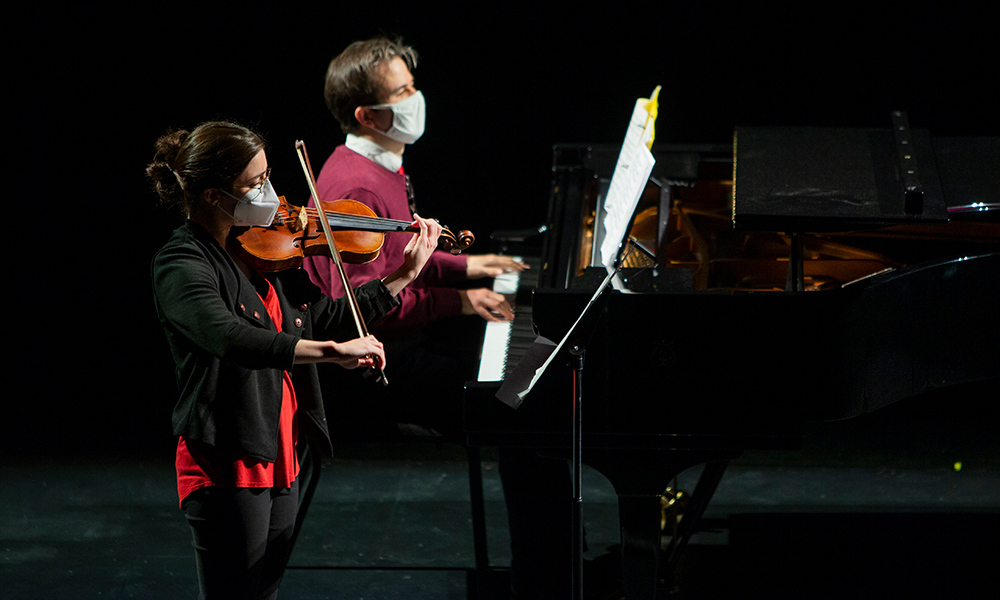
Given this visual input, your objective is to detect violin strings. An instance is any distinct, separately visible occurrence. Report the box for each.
[274,207,415,230]
[305,207,413,227]
[273,208,462,245]
[270,208,467,249]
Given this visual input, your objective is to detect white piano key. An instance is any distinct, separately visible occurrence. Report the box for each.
[476,256,530,382]
[477,320,512,381]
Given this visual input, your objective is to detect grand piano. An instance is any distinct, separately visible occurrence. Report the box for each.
[464,115,1000,598]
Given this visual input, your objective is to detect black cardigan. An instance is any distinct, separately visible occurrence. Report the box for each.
[152,221,399,461]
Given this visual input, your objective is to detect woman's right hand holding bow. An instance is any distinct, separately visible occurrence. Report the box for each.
[294,335,386,369]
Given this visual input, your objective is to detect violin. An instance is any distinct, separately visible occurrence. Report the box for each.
[234,195,475,273]
[237,139,474,386]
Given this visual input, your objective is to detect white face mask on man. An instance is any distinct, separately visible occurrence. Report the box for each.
[367,90,426,144]
[218,179,281,226]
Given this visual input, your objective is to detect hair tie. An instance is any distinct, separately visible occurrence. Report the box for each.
[170,167,185,189]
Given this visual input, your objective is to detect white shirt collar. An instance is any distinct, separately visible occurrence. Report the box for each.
[345,134,403,173]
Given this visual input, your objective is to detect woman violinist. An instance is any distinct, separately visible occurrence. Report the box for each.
[147,120,441,600]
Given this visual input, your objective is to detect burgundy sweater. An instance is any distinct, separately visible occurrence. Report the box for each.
[303,145,467,338]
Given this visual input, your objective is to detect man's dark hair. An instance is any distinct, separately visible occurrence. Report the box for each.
[323,37,418,134]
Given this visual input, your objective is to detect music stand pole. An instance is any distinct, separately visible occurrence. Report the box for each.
[569,344,585,600]
[561,263,621,600]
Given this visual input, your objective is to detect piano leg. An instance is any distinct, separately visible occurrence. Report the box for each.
[618,493,666,599]
[662,460,731,578]
[597,450,741,599]
[466,445,490,598]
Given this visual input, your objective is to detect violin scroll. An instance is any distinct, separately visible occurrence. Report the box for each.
[439,228,475,255]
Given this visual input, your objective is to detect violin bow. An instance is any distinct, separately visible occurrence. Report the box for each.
[295,140,388,386]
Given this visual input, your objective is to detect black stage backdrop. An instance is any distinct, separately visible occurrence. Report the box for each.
[9,3,997,456]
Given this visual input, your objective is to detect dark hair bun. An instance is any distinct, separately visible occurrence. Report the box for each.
[146,121,264,217]
[146,129,190,206]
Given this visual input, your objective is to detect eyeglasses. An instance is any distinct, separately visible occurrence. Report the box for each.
[236,166,271,191]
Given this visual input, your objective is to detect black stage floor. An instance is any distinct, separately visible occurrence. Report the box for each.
[4,391,999,599]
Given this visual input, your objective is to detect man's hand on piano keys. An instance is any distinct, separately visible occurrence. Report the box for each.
[465,254,529,279]
[460,288,514,321]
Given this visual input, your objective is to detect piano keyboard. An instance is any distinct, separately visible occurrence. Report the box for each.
[476,256,539,382]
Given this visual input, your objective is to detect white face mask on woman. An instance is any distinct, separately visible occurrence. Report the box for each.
[219,179,281,226]
[368,91,426,144]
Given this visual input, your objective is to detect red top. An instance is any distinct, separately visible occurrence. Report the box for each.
[303,145,468,339]
[175,278,299,506]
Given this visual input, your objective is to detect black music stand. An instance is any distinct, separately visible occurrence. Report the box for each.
[544,244,634,600]
[563,265,620,600]
[497,141,648,597]
[496,249,630,600]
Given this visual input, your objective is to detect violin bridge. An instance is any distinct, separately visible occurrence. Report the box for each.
[289,206,308,232]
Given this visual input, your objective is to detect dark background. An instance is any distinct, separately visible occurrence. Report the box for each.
[9,2,996,456]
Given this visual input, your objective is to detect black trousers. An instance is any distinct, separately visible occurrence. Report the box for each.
[182,479,299,600]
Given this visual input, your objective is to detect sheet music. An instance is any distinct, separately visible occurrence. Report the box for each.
[600,90,659,279]
[495,335,557,408]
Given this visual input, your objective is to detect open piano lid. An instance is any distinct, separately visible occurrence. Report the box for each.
[733,112,952,232]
